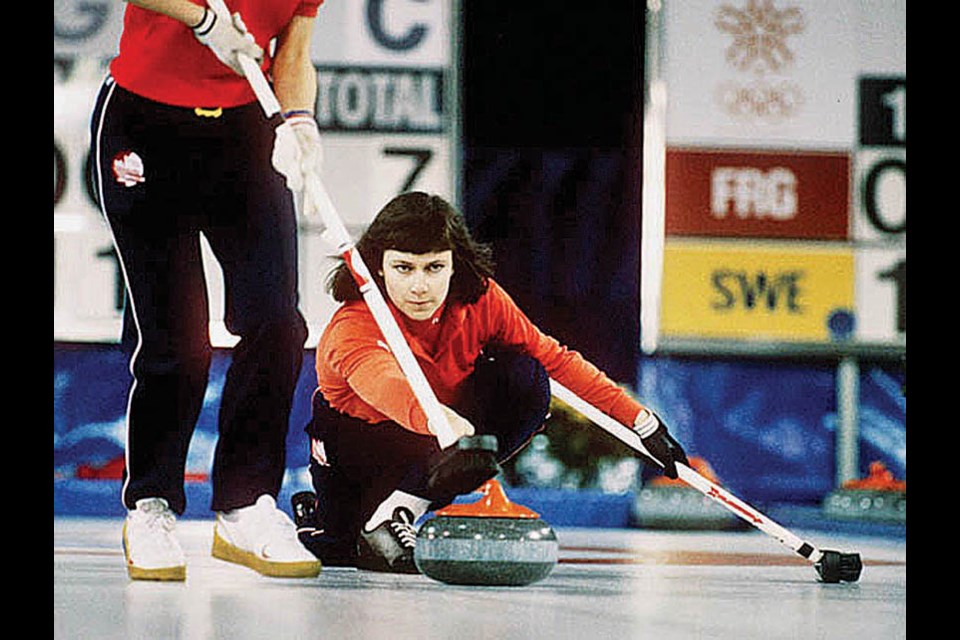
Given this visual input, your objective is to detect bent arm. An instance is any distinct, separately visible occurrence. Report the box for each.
[486,281,647,426]
[340,343,431,434]
[320,313,433,435]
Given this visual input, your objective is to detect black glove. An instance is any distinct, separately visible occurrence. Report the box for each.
[634,411,689,480]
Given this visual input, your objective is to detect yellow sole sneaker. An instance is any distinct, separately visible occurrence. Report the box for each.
[211,527,321,578]
[122,522,186,582]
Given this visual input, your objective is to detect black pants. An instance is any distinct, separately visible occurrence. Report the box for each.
[91,77,308,514]
[305,346,551,544]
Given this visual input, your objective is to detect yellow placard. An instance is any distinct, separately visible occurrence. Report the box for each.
[660,240,855,342]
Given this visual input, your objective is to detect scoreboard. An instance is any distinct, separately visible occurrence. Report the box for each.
[643,0,905,355]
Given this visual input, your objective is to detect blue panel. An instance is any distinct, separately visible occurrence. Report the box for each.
[53,343,317,482]
[53,344,131,472]
[857,363,907,479]
[634,357,905,505]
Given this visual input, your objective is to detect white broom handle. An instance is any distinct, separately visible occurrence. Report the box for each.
[549,379,823,561]
[205,0,282,116]
[208,0,459,448]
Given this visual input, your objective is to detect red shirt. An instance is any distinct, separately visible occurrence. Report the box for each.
[110,0,322,107]
[316,279,646,435]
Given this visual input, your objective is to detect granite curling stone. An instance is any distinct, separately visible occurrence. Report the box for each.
[414,479,559,586]
[633,457,749,531]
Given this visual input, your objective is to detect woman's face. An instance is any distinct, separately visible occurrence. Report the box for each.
[380,249,454,321]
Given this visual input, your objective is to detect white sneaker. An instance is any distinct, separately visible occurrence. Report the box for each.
[212,495,322,578]
[122,497,186,581]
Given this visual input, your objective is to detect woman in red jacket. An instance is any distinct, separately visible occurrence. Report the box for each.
[296,192,688,572]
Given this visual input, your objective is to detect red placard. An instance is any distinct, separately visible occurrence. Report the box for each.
[665,148,850,240]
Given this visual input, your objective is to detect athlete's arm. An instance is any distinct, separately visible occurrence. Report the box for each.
[270,13,323,217]
[272,14,318,114]
[123,0,206,27]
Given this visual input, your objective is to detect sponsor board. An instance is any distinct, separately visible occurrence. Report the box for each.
[649,2,905,354]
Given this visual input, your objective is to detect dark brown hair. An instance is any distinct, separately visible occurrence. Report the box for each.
[328,192,495,303]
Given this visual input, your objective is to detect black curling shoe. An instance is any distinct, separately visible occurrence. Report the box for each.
[356,507,420,574]
[291,491,358,568]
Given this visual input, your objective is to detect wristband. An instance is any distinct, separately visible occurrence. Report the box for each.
[192,7,215,34]
[282,110,315,120]
[633,409,659,438]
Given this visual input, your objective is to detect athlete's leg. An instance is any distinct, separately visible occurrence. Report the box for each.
[458,345,552,466]
[203,104,308,512]
[92,81,212,515]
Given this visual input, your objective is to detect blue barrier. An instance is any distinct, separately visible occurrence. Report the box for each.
[54,344,905,516]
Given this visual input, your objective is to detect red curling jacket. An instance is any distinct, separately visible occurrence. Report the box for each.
[110,0,323,108]
[316,278,646,435]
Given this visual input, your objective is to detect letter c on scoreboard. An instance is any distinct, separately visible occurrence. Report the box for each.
[367,0,429,51]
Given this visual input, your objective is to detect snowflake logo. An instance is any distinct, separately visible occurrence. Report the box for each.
[715,0,805,74]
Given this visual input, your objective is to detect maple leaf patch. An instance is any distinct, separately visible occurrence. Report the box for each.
[112,151,146,187]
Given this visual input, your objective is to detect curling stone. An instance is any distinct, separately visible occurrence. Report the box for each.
[821,461,906,524]
[633,457,748,531]
[414,479,559,586]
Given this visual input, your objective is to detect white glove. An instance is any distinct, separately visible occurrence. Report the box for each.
[428,405,476,440]
[192,4,263,76]
[272,113,325,219]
